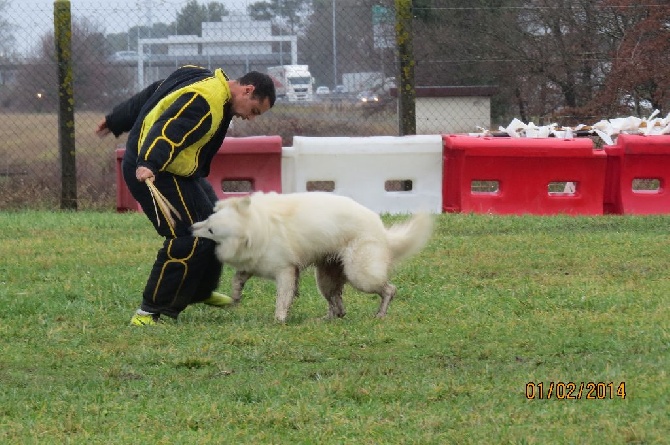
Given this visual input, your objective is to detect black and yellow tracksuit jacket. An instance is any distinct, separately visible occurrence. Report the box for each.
[106,65,234,178]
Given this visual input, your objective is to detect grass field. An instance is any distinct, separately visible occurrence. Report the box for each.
[0,112,126,209]
[0,211,668,444]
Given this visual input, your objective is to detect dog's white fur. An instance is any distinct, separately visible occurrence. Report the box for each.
[191,191,433,322]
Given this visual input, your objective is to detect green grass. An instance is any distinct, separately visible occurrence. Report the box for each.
[0,211,668,444]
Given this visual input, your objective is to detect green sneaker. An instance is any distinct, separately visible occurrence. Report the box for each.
[202,292,234,307]
[130,312,160,326]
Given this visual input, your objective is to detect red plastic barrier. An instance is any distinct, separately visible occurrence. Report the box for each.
[115,136,283,212]
[208,135,283,199]
[603,134,670,215]
[442,135,607,215]
[115,147,141,212]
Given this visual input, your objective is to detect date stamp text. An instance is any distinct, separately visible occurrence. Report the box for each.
[526,382,626,400]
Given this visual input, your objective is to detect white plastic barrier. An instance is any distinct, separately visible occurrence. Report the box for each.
[282,136,443,214]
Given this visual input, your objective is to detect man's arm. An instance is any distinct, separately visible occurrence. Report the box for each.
[103,80,163,137]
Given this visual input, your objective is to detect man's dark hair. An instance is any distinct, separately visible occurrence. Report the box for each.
[239,71,276,107]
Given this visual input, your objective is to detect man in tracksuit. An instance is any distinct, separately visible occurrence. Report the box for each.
[95,66,275,325]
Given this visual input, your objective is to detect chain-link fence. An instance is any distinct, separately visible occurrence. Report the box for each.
[0,0,667,209]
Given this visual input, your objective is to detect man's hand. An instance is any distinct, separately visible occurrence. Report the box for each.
[95,118,111,138]
[136,166,155,183]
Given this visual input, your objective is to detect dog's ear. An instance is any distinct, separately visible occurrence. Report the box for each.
[234,196,251,213]
[213,199,227,212]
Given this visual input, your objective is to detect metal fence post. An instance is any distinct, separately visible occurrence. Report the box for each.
[54,0,77,210]
[395,0,416,136]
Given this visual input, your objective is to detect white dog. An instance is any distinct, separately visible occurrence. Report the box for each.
[192,191,433,322]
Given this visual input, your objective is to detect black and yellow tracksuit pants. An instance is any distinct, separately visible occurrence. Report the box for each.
[122,159,222,318]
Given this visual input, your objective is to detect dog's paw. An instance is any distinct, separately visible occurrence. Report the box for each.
[273,313,288,323]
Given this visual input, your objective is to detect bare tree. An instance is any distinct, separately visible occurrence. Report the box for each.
[585,0,670,117]
[470,0,613,122]
[409,0,669,124]
[0,0,15,58]
[248,0,312,35]
[175,0,228,36]
[13,18,132,112]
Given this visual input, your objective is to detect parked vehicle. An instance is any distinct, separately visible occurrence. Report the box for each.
[267,65,314,102]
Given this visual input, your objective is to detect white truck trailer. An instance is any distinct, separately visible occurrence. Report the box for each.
[267,65,314,102]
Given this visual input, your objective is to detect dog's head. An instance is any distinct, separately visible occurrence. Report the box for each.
[191,196,252,257]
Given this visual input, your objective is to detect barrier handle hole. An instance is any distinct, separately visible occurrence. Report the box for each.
[385,180,413,192]
[548,181,578,196]
[471,180,500,194]
[222,179,254,193]
[307,181,335,192]
[632,178,661,194]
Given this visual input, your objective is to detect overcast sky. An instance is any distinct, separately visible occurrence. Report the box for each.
[8,0,252,55]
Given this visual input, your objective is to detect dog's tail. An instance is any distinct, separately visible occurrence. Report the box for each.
[385,212,434,265]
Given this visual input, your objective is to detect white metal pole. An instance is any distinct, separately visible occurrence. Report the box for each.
[332,0,337,86]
